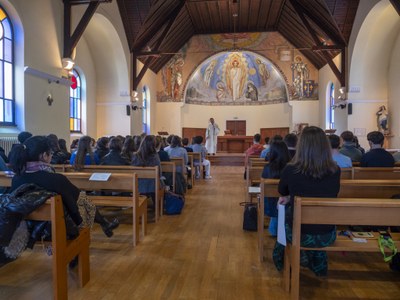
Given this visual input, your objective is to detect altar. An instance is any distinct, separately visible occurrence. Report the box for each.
[217,135,253,153]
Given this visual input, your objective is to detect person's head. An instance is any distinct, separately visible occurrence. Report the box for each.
[292,126,338,178]
[74,136,94,170]
[109,137,123,152]
[264,137,270,145]
[367,131,385,147]
[133,135,142,152]
[171,135,182,148]
[58,139,68,152]
[155,136,163,151]
[47,134,60,152]
[9,136,52,175]
[270,134,283,144]
[210,118,214,125]
[353,136,361,147]
[284,133,298,148]
[268,141,291,177]
[328,134,341,150]
[96,137,109,150]
[194,136,203,144]
[18,131,33,144]
[70,139,79,151]
[340,131,354,143]
[253,133,261,143]
[137,135,157,161]
[166,135,174,145]
[182,138,189,146]
[122,136,135,154]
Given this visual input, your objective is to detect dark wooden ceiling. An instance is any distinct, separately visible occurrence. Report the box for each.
[115,0,359,74]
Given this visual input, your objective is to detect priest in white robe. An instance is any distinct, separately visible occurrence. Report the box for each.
[205,118,220,155]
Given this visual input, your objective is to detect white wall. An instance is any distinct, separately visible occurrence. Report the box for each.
[388,29,400,148]
[348,0,399,149]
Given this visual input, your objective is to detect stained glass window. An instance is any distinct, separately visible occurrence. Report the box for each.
[0,6,14,125]
[69,69,82,132]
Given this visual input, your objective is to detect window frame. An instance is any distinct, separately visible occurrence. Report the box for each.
[69,69,82,133]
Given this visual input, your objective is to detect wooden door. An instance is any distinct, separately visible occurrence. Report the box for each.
[182,128,206,143]
[260,127,290,143]
[226,120,246,136]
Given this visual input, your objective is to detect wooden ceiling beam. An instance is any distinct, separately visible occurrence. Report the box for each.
[133,5,182,90]
[63,0,103,58]
[389,0,400,15]
[133,0,186,51]
[289,0,346,87]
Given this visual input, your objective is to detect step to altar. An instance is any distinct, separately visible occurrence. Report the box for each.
[206,153,245,166]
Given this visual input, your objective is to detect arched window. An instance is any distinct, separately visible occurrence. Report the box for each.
[142,86,148,134]
[69,69,82,132]
[0,7,14,125]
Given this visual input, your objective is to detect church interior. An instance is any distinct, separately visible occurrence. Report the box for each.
[0,0,400,299]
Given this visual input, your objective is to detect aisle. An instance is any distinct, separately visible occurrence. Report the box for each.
[1,166,399,299]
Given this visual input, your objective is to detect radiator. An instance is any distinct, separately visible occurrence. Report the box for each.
[0,136,18,155]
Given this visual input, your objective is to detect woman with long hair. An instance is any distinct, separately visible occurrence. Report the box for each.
[261,141,291,236]
[47,134,69,164]
[121,136,135,163]
[70,136,100,171]
[132,135,161,207]
[94,136,110,161]
[274,126,340,276]
[9,136,119,238]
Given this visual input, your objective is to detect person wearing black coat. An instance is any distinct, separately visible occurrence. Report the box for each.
[100,137,130,165]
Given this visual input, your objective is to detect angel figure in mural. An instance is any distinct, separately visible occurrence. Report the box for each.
[171,57,184,101]
[204,60,217,87]
[225,56,247,101]
[376,105,389,134]
[245,82,258,101]
[256,58,270,86]
[291,55,309,98]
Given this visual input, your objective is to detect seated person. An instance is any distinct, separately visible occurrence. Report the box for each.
[360,131,394,167]
[191,136,212,179]
[166,136,188,194]
[260,135,283,159]
[101,137,130,165]
[47,134,69,164]
[328,134,352,168]
[70,135,100,170]
[94,136,110,161]
[182,138,193,153]
[339,131,362,162]
[283,133,298,158]
[245,133,264,168]
[58,138,71,160]
[9,136,119,238]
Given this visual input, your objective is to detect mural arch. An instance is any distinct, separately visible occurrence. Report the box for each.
[184,51,289,105]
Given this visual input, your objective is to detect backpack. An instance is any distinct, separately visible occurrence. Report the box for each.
[164,191,185,215]
[241,202,258,231]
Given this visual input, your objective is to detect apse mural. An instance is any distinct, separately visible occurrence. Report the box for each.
[185,51,288,105]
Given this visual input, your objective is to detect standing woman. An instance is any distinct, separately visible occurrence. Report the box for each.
[274,126,340,276]
[70,135,100,171]
[9,136,119,237]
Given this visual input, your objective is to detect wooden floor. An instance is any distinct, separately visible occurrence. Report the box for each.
[1,166,400,299]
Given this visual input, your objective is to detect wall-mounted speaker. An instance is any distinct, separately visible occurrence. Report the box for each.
[348,103,353,115]
[126,105,130,116]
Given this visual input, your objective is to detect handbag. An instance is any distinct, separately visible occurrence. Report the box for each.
[240,202,258,231]
[77,191,96,228]
[164,191,185,215]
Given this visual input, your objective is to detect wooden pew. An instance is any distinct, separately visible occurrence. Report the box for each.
[186,154,195,187]
[161,161,176,193]
[246,166,264,202]
[57,165,162,221]
[188,152,204,179]
[258,178,400,262]
[28,195,90,300]
[286,197,400,300]
[248,157,268,168]
[340,167,352,179]
[61,172,146,246]
[352,167,400,179]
